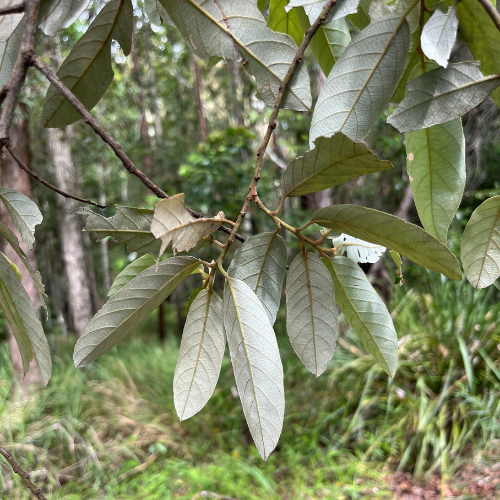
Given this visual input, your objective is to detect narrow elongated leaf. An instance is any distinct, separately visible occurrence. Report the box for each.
[108,254,156,297]
[81,206,160,255]
[223,276,284,460]
[461,196,500,289]
[0,221,47,311]
[279,134,393,199]
[174,288,225,420]
[0,188,43,250]
[286,0,361,23]
[312,204,462,280]
[0,0,23,42]
[387,62,500,133]
[0,252,51,386]
[310,13,411,144]
[285,252,338,376]
[331,233,386,263]
[269,0,304,46]
[227,232,287,325]
[405,118,465,242]
[420,6,458,67]
[43,0,133,128]
[0,22,21,87]
[74,256,200,367]
[322,256,398,377]
[159,0,311,111]
[38,0,90,37]
[151,194,223,257]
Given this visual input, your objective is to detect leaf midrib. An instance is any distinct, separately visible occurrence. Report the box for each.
[302,252,318,375]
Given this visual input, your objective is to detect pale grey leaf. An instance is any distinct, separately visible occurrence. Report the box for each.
[285,252,338,376]
[279,134,393,199]
[0,252,51,386]
[223,277,284,460]
[0,0,23,42]
[159,0,311,111]
[74,256,200,367]
[38,0,91,37]
[0,188,43,250]
[331,233,386,263]
[174,288,225,420]
[108,254,156,297]
[322,256,398,377]
[286,0,361,24]
[0,21,22,87]
[461,196,500,289]
[310,13,411,144]
[420,6,458,67]
[227,231,287,324]
[387,62,500,132]
[368,0,391,21]
[144,0,173,26]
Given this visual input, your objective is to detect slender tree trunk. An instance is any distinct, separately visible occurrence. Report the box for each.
[47,127,93,336]
[192,53,207,142]
[98,165,110,294]
[144,28,163,145]
[227,61,244,126]
[0,115,42,386]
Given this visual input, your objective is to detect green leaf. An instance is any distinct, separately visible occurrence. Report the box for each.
[269,0,304,46]
[1,251,22,281]
[186,286,203,313]
[348,0,371,29]
[81,206,160,255]
[405,119,465,243]
[43,0,133,128]
[227,231,287,325]
[223,276,284,460]
[461,196,500,289]
[159,0,311,111]
[0,188,43,250]
[322,256,398,377]
[144,0,173,26]
[387,62,500,133]
[312,204,462,280]
[420,6,458,67]
[391,43,420,103]
[279,134,393,199]
[257,0,268,11]
[174,288,225,420]
[38,0,90,37]
[285,251,339,376]
[0,252,51,386]
[0,0,23,42]
[0,21,21,87]
[108,254,156,297]
[74,256,200,367]
[310,13,411,143]
[297,8,350,76]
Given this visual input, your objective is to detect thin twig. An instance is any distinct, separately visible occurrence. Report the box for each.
[477,0,500,31]
[0,446,48,500]
[0,3,25,15]
[3,145,106,209]
[218,0,337,260]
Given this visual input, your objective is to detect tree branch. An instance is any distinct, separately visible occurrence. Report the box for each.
[3,145,106,209]
[0,446,48,500]
[219,0,337,258]
[0,3,25,16]
[477,0,500,31]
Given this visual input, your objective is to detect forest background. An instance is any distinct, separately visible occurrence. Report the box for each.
[2,0,500,498]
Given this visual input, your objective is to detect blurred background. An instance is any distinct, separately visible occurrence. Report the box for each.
[2,1,500,498]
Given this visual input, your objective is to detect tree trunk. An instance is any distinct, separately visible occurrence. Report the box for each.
[47,127,93,336]
[192,53,207,142]
[0,115,42,386]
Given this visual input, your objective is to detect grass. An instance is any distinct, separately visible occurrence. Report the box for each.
[1,271,500,498]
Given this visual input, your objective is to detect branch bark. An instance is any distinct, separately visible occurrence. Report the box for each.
[0,446,48,500]
[477,0,500,31]
[0,3,25,16]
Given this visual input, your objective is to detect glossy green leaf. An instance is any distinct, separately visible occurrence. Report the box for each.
[312,204,462,280]
[159,0,311,111]
[0,21,21,87]
[223,276,284,460]
[310,13,411,144]
[461,196,500,289]
[0,0,23,42]
[227,231,287,325]
[74,256,200,367]
[0,252,51,386]
[405,118,465,243]
[285,252,338,376]
[387,62,500,133]
[279,134,393,199]
[0,188,43,250]
[38,0,90,37]
[322,256,398,377]
[420,6,458,67]
[43,0,133,128]
[174,288,225,420]
[108,254,156,297]
[269,0,304,46]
